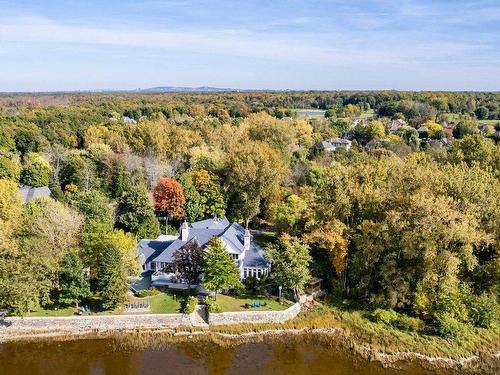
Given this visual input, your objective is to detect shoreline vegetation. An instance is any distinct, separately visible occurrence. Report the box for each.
[2,302,499,374]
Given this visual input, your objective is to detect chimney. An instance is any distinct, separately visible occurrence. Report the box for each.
[181,221,189,241]
[244,228,251,251]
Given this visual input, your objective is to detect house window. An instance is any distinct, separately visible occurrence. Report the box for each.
[231,254,239,260]
[150,262,156,271]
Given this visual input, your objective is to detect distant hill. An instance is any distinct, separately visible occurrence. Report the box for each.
[142,86,239,93]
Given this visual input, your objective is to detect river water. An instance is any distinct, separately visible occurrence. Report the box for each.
[0,335,458,375]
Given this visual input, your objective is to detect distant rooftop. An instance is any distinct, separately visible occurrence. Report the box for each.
[18,185,51,203]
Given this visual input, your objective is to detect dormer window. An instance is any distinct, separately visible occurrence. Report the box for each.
[231,254,239,260]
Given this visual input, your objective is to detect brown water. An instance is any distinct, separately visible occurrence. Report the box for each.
[0,335,457,375]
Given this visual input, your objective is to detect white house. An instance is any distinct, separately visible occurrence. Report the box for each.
[137,218,270,288]
[314,137,352,152]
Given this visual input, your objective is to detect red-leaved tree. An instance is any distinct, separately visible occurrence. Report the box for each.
[153,178,185,219]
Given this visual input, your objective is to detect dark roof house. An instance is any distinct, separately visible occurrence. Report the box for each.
[137,218,270,286]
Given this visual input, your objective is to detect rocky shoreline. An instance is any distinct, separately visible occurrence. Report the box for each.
[1,326,498,374]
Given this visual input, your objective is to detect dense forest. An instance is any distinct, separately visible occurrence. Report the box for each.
[0,91,499,339]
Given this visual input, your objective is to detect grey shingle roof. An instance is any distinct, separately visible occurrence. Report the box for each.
[137,217,269,269]
[19,185,51,203]
[243,243,270,268]
[137,239,174,263]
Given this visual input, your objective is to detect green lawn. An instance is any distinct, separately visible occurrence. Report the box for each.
[26,292,181,317]
[253,231,277,247]
[214,295,288,312]
[142,292,182,314]
[478,119,500,125]
[27,306,77,317]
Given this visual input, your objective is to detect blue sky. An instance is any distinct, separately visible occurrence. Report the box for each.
[0,0,499,91]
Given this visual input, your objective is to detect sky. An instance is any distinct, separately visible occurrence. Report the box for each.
[0,0,499,91]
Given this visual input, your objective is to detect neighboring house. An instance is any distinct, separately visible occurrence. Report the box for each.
[314,137,352,152]
[18,185,51,204]
[137,218,271,288]
[122,116,137,124]
[389,119,406,133]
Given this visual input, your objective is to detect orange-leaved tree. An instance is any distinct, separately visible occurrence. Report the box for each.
[153,177,185,219]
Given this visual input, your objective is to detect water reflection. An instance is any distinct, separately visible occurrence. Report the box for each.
[0,335,453,375]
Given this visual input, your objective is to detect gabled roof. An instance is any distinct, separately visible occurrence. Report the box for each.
[138,217,270,268]
[314,137,351,150]
[137,239,174,264]
[19,185,51,203]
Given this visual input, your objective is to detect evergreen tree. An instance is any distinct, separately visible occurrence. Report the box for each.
[202,237,241,299]
[97,246,126,309]
[58,252,90,308]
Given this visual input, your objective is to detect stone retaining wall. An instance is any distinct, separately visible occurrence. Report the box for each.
[1,313,192,332]
[0,303,300,335]
[208,303,301,326]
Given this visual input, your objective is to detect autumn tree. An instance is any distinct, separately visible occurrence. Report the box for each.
[153,177,185,219]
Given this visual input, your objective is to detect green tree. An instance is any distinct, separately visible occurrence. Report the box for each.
[17,197,83,306]
[398,126,420,149]
[226,141,286,224]
[202,237,241,299]
[116,185,160,238]
[14,125,43,155]
[21,152,52,187]
[181,169,226,221]
[0,179,38,315]
[71,190,114,227]
[97,245,126,309]
[453,116,479,139]
[0,155,21,182]
[270,194,307,233]
[475,106,489,120]
[58,252,90,308]
[266,234,311,300]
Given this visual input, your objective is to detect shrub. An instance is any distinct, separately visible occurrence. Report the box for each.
[370,308,423,332]
[370,308,398,325]
[135,288,160,298]
[180,295,198,314]
[393,315,424,332]
[470,294,499,328]
[435,314,467,340]
[204,297,222,313]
